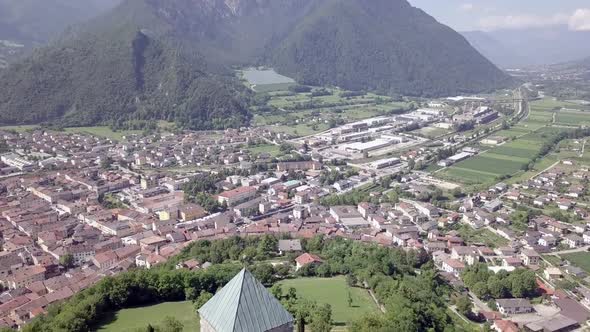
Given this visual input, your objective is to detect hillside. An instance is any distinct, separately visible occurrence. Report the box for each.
[0,0,512,128]
[270,0,512,97]
[0,27,251,129]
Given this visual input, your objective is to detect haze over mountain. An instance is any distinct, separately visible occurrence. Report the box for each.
[463,26,590,68]
[0,0,122,66]
[0,0,513,129]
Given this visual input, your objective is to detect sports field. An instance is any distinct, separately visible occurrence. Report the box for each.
[97,301,199,332]
[278,276,380,326]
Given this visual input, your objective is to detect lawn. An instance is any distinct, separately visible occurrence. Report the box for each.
[278,276,380,326]
[97,301,199,332]
[560,252,590,273]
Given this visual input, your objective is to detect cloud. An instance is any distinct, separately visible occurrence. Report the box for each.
[569,9,590,31]
[459,3,474,12]
[478,13,569,31]
[479,8,590,32]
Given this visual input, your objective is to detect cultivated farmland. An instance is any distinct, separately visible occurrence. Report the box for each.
[438,128,565,185]
[555,110,590,126]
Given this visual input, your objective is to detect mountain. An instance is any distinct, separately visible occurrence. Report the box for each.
[0,0,122,66]
[462,26,590,68]
[269,0,511,97]
[0,0,512,128]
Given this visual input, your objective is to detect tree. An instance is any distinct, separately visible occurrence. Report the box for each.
[472,281,489,299]
[251,264,275,285]
[487,276,508,299]
[509,270,536,298]
[280,143,294,153]
[159,317,183,332]
[271,284,283,300]
[193,291,213,311]
[60,254,75,268]
[100,156,113,170]
[451,187,464,198]
[309,304,332,332]
[346,273,357,287]
[455,296,472,317]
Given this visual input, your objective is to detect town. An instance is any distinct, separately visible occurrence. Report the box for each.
[1,84,590,332]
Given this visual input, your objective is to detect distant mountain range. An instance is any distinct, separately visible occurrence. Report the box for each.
[462,26,590,68]
[0,0,513,129]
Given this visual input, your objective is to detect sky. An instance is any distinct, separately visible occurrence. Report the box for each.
[407,0,590,32]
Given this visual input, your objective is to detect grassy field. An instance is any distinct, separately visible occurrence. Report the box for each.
[456,225,509,248]
[64,127,143,141]
[412,126,451,139]
[278,276,380,326]
[97,301,199,332]
[246,144,282,157]
[560,252,590,273]
[0,125,39,132]
[447,308,479,332]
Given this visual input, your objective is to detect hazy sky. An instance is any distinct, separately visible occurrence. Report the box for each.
[408,0,590,32]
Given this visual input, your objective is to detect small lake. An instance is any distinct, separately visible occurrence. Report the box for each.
[241,68,295,85]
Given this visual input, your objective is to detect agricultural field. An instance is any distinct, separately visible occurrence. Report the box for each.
[555,110,590,126]
[253,87,410,137]
[277,276,380,327]
[97,301,200,332]
[438,128,566,185]
[529,98,582,112]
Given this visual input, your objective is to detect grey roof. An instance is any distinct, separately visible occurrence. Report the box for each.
[198,268,294,332]
[496,298,532,309]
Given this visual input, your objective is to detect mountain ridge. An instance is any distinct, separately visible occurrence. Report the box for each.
[0,0,513,128]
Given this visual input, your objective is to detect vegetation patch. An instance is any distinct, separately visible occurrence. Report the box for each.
[278,276,380,326]
[560,252,590,273]
[97,301,200,332]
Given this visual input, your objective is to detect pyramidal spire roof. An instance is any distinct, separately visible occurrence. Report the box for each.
[198,268,294,332]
